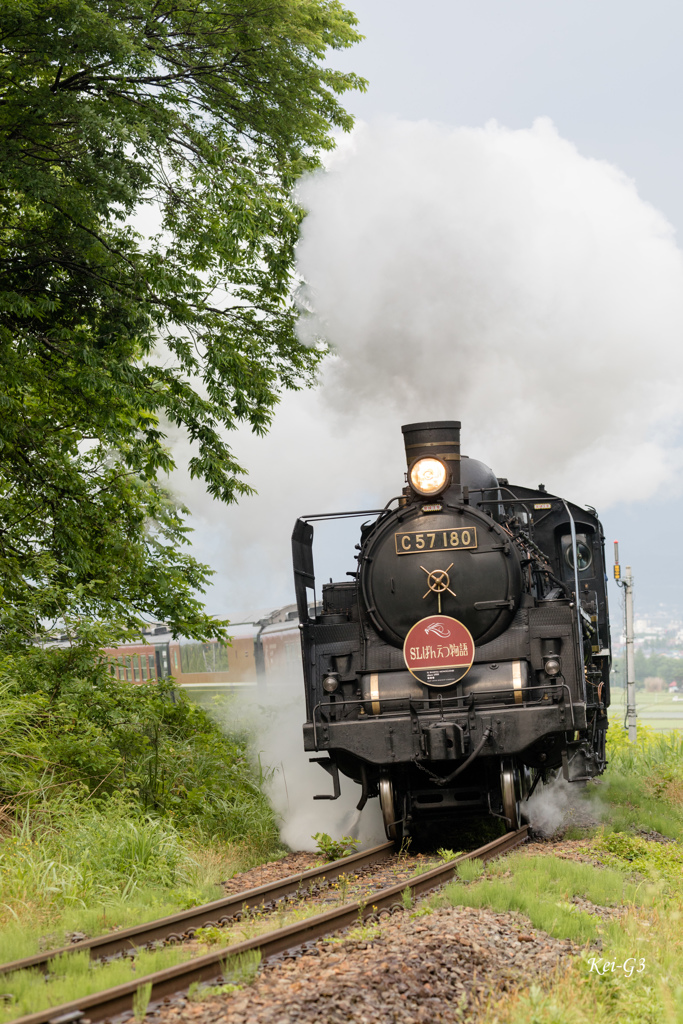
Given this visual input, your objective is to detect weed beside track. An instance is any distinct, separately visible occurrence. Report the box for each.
[0,847,441,1022]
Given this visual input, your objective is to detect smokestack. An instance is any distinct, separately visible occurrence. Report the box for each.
[401,420,461,497]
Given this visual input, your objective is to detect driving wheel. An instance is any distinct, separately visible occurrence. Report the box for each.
[379,770,402,841]
[500,759,522,830]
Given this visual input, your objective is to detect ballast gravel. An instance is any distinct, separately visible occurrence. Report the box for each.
[217,851,445,922]
[142,836,614,1024]
[151,903,576,1024]
[222,854,319,896]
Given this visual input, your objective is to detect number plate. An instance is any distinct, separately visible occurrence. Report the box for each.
[394,526,478,555]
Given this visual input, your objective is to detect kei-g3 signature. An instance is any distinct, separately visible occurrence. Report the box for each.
[587,957,646,978]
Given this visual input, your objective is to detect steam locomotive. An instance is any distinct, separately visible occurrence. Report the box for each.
[292,421,610,840]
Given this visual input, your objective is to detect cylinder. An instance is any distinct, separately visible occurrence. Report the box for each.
[460,661,529,705]
[360,670,424,715]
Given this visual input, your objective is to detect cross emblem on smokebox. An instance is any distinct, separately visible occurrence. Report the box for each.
[420,563,456,613]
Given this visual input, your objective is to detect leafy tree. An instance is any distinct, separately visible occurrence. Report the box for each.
[612,650,683,690]
[0,0,364,646]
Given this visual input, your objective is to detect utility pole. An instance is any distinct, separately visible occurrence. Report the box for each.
[614,542,637,741]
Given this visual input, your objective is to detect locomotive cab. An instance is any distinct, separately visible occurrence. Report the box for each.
[292,420,610,841]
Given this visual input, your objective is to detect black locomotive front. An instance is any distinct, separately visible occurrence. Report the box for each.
[292,420,610,840]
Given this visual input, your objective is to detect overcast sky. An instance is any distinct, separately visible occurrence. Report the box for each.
[170,1,683,625]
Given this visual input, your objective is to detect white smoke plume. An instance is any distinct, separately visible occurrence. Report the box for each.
[220,673,385,851]
[523,774,602,836]
[258,679,385,851]
[170,115,683,615]
[295,116,683,512]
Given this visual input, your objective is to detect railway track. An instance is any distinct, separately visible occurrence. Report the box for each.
[5,826,528,1024]
[0,840,396,978]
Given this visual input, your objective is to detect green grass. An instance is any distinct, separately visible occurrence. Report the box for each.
[595,829,683,885]
[483,906,683,1024]
[455,856,485,883]
[0,946,187,1024]
[468,724,683,1023]
[438,845,683,1024]
[188,949,261,1002]
[0,889,373,1020]
[591,774,683,840]
[590,726,683,840]
[0,788,286,960]
[440,851,648,946]
[0,897,187,965]
[133,982,153,1021]
[606,725,683,775]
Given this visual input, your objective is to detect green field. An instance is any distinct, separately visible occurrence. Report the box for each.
[612,688,683,732]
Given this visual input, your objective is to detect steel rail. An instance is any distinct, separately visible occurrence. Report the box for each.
[0,842,395,978]
[7,827,528,1024]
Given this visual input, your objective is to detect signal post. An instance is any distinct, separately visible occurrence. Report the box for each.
[614,542,637,742]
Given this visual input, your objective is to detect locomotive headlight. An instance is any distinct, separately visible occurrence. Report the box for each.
[409,457,449,496]
[544,657,561,677]
[322,674,340,693]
